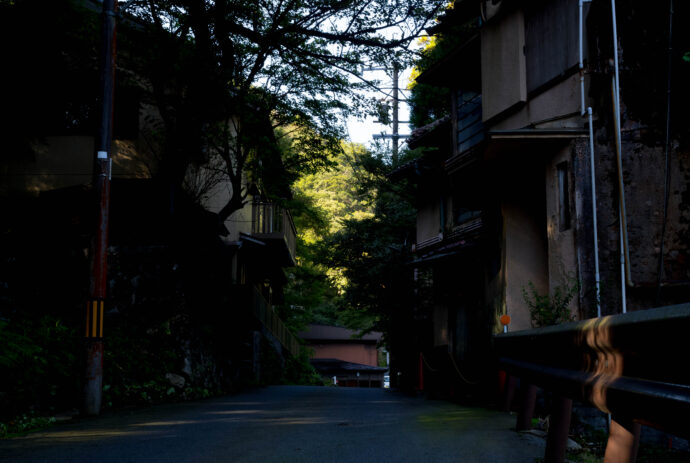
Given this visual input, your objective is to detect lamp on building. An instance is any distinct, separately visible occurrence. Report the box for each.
[500,314,511,333]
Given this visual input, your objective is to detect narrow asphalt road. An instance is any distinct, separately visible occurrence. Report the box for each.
[0,386,544,462]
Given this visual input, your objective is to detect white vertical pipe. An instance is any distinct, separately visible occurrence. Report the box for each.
[611,0,621,124]
[619,213,627,313]
[588,108,602,318]
[581,0,600,317]
[579,0,587,115]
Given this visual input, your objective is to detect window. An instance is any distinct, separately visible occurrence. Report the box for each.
[557,162,571,231]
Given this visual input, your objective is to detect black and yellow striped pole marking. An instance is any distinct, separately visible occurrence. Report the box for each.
[85,300,105,339]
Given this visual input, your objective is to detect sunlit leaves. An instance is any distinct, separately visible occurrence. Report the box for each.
[119,0,443,219]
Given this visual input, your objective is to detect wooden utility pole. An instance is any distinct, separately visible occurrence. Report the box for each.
[84,0,117,416]
[369,64,409,159]
[392,65,399,164]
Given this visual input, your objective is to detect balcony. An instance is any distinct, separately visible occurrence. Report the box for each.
[414,209,483,256]
[249,286,301,357]
[446,215,482,242]
[250,200,297,266]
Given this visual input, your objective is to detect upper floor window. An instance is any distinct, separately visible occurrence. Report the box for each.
[524,0,581,94]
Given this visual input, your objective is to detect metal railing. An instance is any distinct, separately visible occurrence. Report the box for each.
[446,216,482,241]
[251,200,296,263]
[414,217,482,252]
[249,286,301,358]
[494,304,690,462]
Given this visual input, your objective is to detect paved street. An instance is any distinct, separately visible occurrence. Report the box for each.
[0,386,544,462]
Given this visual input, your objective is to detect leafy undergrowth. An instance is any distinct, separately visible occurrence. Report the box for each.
[0,314,80,439]
[0,414,56,439]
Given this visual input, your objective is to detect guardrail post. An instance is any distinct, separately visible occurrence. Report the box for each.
[516,382,538,431]
[544,394,572,463]
[604,416,640,463]
[502,374,518,412]
[253,330,261,381]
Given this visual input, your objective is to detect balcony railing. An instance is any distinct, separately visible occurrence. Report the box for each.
[415,216,483,253]
[249,286,301,357]
[251,200,296,265]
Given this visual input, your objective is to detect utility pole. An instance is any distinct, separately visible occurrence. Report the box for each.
[84,0,117,416]
[392,65,399,164]
[363,64,408,162]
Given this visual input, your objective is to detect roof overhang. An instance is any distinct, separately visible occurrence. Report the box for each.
[488,128,588,140]
[239,232,295,268]
[407,116,452,150]
[409,250,461,267]
[484,128,587,159]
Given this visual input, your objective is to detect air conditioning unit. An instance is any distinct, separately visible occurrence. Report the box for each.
[481,0,504,21]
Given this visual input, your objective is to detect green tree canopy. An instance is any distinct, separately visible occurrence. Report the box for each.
[279,142,375,331]
[121,0,445,223]
[407,12,480,128]
[319,148,418,335]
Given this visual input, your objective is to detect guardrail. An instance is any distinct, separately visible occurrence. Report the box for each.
[249,286,301,358]
[494,303,690,462]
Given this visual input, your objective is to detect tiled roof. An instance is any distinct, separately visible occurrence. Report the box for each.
[299,324,382,342]
[310,358,388,374]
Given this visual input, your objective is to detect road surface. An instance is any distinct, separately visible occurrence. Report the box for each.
[0,386,545,462]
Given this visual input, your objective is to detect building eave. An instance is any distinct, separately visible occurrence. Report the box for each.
[488,128,588,140]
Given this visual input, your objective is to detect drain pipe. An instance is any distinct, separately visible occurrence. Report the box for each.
[587,108,602,317]
[610,0,635,301]
[612,77,629,314]
[619,215,627,313]
[579,0,592,116]
[580,0,601,316]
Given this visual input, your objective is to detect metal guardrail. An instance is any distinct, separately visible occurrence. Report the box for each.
[494,303,690,461]
[249,286,301,358]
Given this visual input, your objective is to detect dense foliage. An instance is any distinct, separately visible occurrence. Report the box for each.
[0,316,80,422]
[278,143,374,331]
[323,150,418,335]
[119,0,445,222]
[407,16,479,129]
[279,142,418,339]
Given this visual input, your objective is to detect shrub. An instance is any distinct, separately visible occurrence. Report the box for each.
[0,315,80,420]
[522,279,579,328]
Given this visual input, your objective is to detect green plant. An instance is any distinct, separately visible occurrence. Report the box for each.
[522,279,579,328]
[0,413,56,439]
[283,348,324,386]
[0,316,80,420]
[102,322,183,409]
